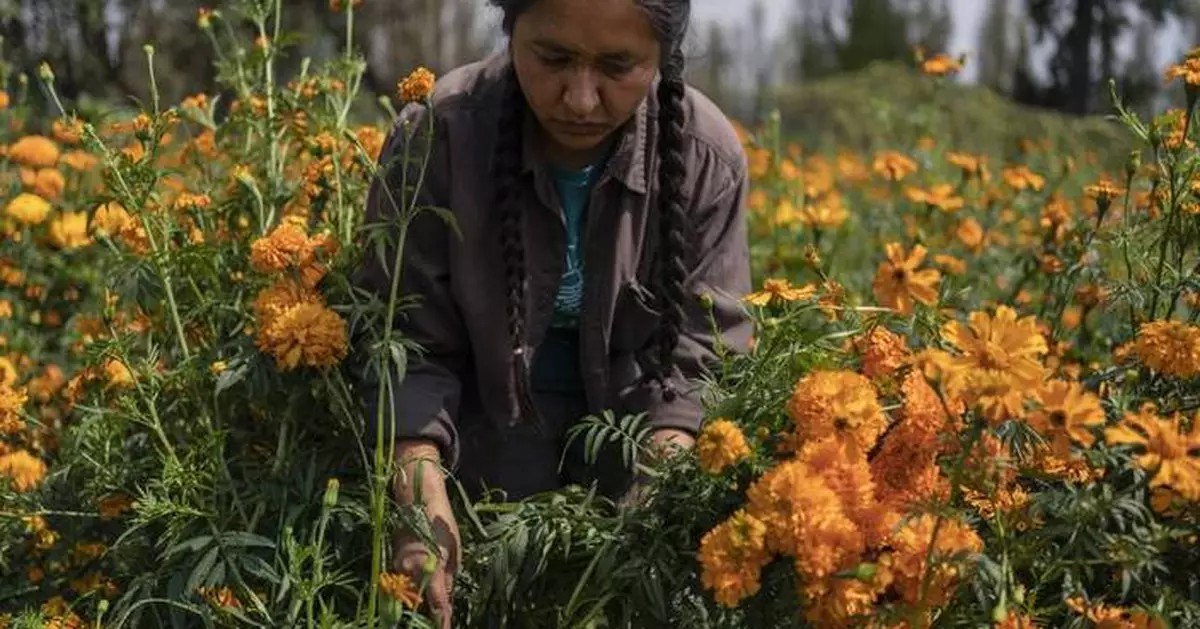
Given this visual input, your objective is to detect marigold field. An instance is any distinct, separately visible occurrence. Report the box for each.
[1,3,1199,629]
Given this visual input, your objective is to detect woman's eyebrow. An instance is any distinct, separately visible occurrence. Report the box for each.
[531,38,638,62]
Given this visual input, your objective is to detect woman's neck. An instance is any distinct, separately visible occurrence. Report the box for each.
[538,129,618,171]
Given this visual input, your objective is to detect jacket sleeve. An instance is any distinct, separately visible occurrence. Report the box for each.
[350,101,468,468]
[643,151,754,436]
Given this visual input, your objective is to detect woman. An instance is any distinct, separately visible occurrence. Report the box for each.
[352,0,752,624]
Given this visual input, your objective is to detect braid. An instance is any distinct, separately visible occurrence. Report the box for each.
[494,63,540,424]
[651,46,689,403]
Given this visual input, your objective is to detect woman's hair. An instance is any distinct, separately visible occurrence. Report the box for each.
[489,0,692,422]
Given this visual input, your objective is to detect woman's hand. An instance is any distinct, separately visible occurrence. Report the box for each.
[619,428,696,509]
[391,440,461,629]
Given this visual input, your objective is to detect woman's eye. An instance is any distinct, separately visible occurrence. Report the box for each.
[538,54,571,68]
[600,61,634,77]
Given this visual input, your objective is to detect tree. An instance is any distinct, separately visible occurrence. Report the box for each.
[836,0,914,73]
[977,0,1019,94]
[907,0,955,56]
[1021,0,1183,114]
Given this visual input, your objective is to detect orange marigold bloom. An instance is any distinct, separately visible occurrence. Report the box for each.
[904,183,964,213]
[956,217,985,253]
[1104,404,1200,500]
[31,168,66,199]
[796,437,882,542]
[935,306,1048,421]
[1164,48,1200,87]
[249,223,309,274]
[872,150,918,182]
[256,302,349,372]
[787,370,887,454]
[696,418,751,475]
[854,325,909,380]
[994,612,1040,629]
[745,460,864,581]
[744,278,816,306]
[886,513,983,607]
[872,242,941,315]
[253,279,324,331]
[920,52,964,76]
[379,571,422,609]
[1130,320,1200,379]
[1027,379,1105,456]
[0,449,48,492]
[90,201,133,237]
[198,585,241,608]
[52,118,84,145]
[698,509,771,607]
[398,66,436,103]
[98,493,134,520]
[7,135,60,169]
[1001,165,1045,192]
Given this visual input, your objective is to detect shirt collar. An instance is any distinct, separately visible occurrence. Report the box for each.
[519,92,651,195]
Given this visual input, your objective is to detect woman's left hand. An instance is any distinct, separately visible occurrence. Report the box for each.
[617,429,696,510]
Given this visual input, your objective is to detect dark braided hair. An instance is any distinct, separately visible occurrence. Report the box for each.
[489,0,693,420]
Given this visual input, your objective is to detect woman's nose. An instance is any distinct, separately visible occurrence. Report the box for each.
[561,69,600,118]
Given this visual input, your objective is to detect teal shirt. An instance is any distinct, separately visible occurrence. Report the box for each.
[530,162,602,393]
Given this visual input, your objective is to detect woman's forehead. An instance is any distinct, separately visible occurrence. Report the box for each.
[515,0,659,55]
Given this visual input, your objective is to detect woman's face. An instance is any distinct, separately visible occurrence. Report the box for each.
[510,0,662,159]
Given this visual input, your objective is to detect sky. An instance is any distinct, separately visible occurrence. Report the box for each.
[688,0,1190,84]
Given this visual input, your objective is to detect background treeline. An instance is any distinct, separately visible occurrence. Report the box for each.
[2,0,1198,125]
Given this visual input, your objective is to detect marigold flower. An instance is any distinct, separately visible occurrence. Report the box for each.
[872,150,918,182]
[993,612,1039,629]
[853,325,909,380]
[1104,405,1200,500]
[48,211,92,250]
[0,449,48,492]
[744,278,816,306]
[1027,379,1105,455]
[379,571,422,609]
[6,193,52,225]
[399,67,436,103]
[696,418,751,475]
[904,183,964,212]
[90,202,133,237]
[1130,320,1200,379]
[920,52,964,76]
[796,437,883,543]
[52,118,84,145]
[872,242,941,315]
[787,370,887,454]
[7,135,60,169]
[0,384,27,436]
[1164,51,1200,87]
[745,460,863,581]
[936,306,1048,421]
[698,509,771,607]
[1001,165,1045,192]
[98,493,134,520]
[104,359,134,390]
[31,168,66,199]
[253,279,324,331]
[249,223,309,274]
[197,585,241,608]
[887,513,983,607]
[256,302,349,372]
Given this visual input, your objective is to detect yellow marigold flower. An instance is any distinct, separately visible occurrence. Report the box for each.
[249,223,309,274]
[48,211,92,250]
[1084,177,1125,204]
[31,168,66,199]
[1131,320,1200,379]
[209,361,228,376]
[743,278,816,307]
[796,437,883,541]
[956,217,985,253]
[379,571,421,609]
[90,201,133,237]
[256,302,349,372]
[872,150,918,182]
[904,183,964,212]
[0,449,48,492]
[696,418,751,475]
[398,66,437,103]
[698,509,771,608]
[1104,405,1200,500]
[1001,165,1045,192]
[941,305,1048,390]
[0,384,27,436]
[7,135,60,169]
[1029,379,1104,453]
[0,357,17,385]
[872,242,941,315]
[104,359,134,390]
[787,370,887,454]
[5,192,52,225]
[0,91,8,109]
[934,253,967,275]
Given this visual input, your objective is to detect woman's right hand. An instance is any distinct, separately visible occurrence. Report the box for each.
[392,440,461,629]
